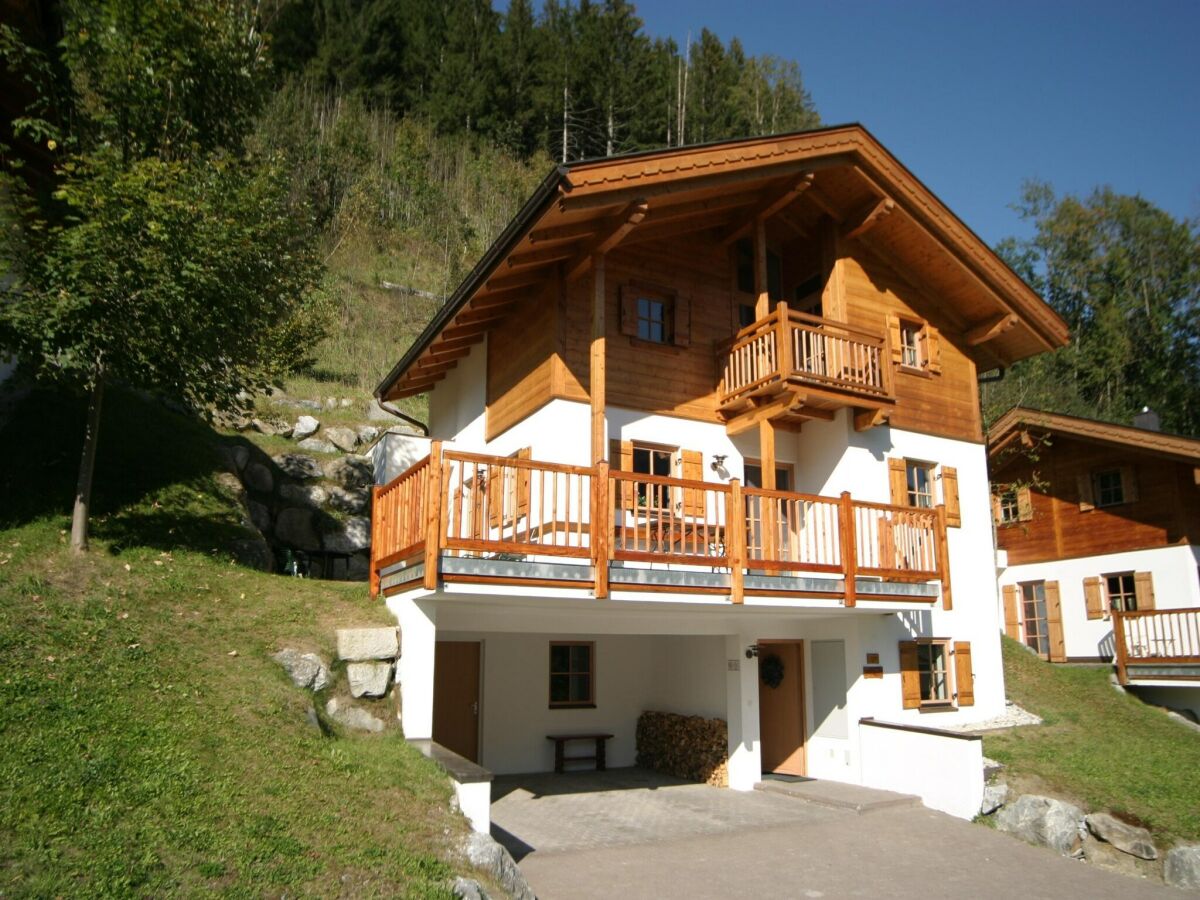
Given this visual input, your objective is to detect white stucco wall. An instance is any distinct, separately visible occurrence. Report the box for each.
[859,720,984,820]
[998,544,1200,660]
[371,430,431,484]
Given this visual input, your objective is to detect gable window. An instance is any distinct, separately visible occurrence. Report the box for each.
[899,639,973,709]
[620,283,689,348]
[887,314,942,375]
[636,295,669,343]
[549,641,594,708]
[1094,469,1124,507]
[900,320,923,368]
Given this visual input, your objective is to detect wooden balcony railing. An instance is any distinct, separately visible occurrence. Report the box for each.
[370,444,949,606]
[719,304,894,407]
[1112,607,1200,685]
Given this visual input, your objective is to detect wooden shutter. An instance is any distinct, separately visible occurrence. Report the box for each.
[673,295,691,347]
[619,440,636,511]
[487,464,504,528]
[991,494,1002,526]
[886,313,902,363]
[878,515,896,569]
[899,641,921,709]
[1002,585,1020,640]
[922,325,942,374]
[1120,465,1139,503]
[1017,486,1034,522]
[953,642,974,707]
[1083,576,1105,620]
[619,286,638,337]
[515,447,532,518]
[1044,580,1066,662]
[680,449,704,516]
[941,466,960,527]
[888,457,908,506]
[1076,473,1095,511]
[1134,571,1155,610]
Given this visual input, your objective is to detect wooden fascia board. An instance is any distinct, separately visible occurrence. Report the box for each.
[988,411,1200,465]
[717,172,815,246]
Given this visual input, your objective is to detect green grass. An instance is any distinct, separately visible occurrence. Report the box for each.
[985,636,1200,844]
[0,389,483,897]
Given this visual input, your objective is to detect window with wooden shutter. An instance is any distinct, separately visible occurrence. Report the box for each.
[922,325,942,374]
[1017,486,1034,522]
[619,287,639,338]
[886,313,903,364]
[941,466,960,527]
[1044,580,1066,662]
[1119,465,1139,503]
[1083,576,1105,620]
[953,642,974,706]
[899,639,955,709]
[899,641,921,709]
[515,447,532,518]
[673,296,691,348]
[1076,473,1095,511]
[679,448,705,516]
[1002,585,1021,640]
[888,457,907,505]
[1134,571,1155,610]
[618,439,635,511]
[992,493,1003,526]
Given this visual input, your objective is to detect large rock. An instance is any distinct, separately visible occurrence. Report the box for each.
[273,453,323,480]
[219,444,250,473]
[460,833,535,900]
[246,500,273,534]
[323,516,371,553]
[327,486,369,514]
[280,483,328,508]
[252,417,292,437]
[347,661,392,698]
[995,795,1084,856]
[275,507,321,551]
[337,627,398,661]
[1082,835,1145,877]
[230,536,273,571]
[325,697,384,733]
[296,437,337,454]
[242,462,274,493]
[215,471,245,500]
[367,399,393,421]
[293,415,320,439]
[356,425,380,446]
[324,455,373,488]
[1086,812,1157,860]
[324,426,360,453]
[980,782,1008,816]
[274,649,331,691]
[452,877,487,900]
[1165,845,1200,889]
[296,399,322,411]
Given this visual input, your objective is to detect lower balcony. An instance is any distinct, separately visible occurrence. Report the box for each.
[370,445,951,608]
[1113,608,1200,685]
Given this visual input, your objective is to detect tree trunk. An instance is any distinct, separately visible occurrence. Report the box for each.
[70,375,105,554]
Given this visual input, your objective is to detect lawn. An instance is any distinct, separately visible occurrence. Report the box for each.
[985,636,1200,844]
[0,389,481,897]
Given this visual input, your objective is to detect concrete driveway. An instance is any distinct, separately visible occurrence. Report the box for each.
[490,769,1176,900]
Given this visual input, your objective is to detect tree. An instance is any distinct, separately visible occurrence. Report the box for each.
[986,181,1200,435]
[0,0,326,551]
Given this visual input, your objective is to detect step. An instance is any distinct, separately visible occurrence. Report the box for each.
[754,776,921,814]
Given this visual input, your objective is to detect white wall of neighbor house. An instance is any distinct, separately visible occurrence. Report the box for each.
[371,431,431,484]
[998,544,1200,660]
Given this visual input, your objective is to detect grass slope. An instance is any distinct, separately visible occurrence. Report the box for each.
[985,636,1200,843]
[0,390,475,897]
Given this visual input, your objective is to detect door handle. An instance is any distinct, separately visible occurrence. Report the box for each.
[471,701,479,717]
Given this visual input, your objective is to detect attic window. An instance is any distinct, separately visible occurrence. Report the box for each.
[637,295,670,344]
[900,320,923,368]
[620,283,690,348]
[1094,469,1124,507]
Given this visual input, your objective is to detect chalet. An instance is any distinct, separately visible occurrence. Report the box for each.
[369,125,1068,822]
[990,407,1200,719]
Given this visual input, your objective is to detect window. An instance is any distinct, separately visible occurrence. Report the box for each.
[887,314,942,375]
[998,489,1019,524]
[1020,581,1050,656]
[1105,572,1138,612]
[917,641,951,704]
[899,639,973,709]
[549,641,594,708]
[888,458,961,526]
[620,283,688,348]
[743,462,793,492]
[636,295,669,343]
[1094,469,1124,507]
[906,460,935,508]
[900,319,923,368]
[633,443,674,510]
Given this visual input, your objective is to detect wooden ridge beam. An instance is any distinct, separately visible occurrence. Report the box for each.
[966,312,1019,346]
[718,172,815,246]
[841,196,895,241]
[565,200,648,282]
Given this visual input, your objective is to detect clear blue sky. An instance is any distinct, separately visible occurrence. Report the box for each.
[518,0,1200,248]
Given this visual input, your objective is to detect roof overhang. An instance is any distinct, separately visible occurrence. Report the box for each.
[988,407,1200,468]
[377,124,1070,402]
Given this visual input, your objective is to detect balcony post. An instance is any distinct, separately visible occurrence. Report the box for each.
[727,478,745,605]
[936,504,952,610]
[423,440,444,591]
[370,484,382,599]
[590,254,607,465]
[754,218,770,319]
[839,491,857,607]
[592,460,610,599]
[1112,609,1129,685]
[775,300,792,380]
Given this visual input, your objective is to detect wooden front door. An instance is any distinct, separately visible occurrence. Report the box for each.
[433,641,481,762]
[758,641,806,776]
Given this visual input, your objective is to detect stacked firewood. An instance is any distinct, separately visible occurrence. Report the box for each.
[635,710,729,787]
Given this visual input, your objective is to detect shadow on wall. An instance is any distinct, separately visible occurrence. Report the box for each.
[371,430,432,484]
[897,609,934,637]
[1097,629,1116,660]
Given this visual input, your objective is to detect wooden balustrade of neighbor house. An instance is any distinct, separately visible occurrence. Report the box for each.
[370,443,951,608]
[1111,607,1200,685]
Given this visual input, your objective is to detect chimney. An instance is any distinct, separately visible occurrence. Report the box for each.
[1134,406,1161,432]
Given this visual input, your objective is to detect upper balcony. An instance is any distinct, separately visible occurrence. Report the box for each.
[370,445,950,610]
[718,303,896,433]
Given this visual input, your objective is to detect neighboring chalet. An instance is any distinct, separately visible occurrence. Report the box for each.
[369,125,1068,821]
[990,408,1200,718]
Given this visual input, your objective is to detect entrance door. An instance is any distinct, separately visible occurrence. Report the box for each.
[757,640,806,776]
[433,641,480,762]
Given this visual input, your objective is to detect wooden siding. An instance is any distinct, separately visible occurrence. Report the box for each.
[485,282,558,440]
[994,436,1200,565]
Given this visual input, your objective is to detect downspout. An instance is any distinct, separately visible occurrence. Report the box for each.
[376,398,430,437]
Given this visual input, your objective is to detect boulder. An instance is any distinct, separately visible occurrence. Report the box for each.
[273,453,323,480]
[994,795,1084,856]
[215,472,245,500]
[452,877,487,900]
[460,833,535,900]
[275,507,321,551]
[1082,834,1145,877]
[1165,846,1200,890]
[339,397,354,408]
[296,399,322,411]
[325,697,384,733]
[324,426,360,453]
[242,462,274,493]
[323,516,371,553]
[327,486,369,514]
[347,553,371,580]
[356,425,380,446]
[251,417,292,437]
[293,415,320,440]
[280,483,328,508]
[247,500,273,534]
[980,783,1008,816]
[296,438,337,454]
[367,399,393,421]
[219,444,250,473]
[229,536,273,572]
[274,649,331,691]
[347,661,392,698]
[337,627,398,662]
[324,455,374,488]
[325,396,338,410]
[1085,812,1157,860]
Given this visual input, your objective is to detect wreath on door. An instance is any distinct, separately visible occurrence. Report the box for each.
[760,652,785,689]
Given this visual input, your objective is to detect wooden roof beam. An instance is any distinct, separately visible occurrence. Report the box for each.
[441,321,497,341]
[424,344,474,362]
[718,173,815,246]
[841,196,895,241]
[480,269,546,295]
[528,220,600,245]
[454,304,514,327]
[565,200,648,282]
[966,312,1019,346]
[724,393,804,436]
[506,245,577,269]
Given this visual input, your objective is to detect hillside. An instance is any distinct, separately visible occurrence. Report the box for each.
[0,389,488,897]
[985,637,1200,844]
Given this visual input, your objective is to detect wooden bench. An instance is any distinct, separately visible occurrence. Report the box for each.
[546,733,613,774]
